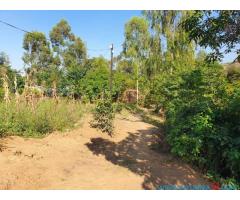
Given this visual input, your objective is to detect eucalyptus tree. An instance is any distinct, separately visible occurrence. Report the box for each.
[23,32,52,70]
[50,19,87,98]
[49,19,75,67]
[123,16,150,104]
[171,11,195,71]
[63,37,87,67]
[22,31,53,87]
[142,11,163,78]
[143,11,195,74]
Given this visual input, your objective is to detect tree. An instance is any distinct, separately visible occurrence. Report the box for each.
[123,17,150,104]
[80,57,110,102]
[63,37,87,67]
[182,10,240,62]
[49,20,87,98]
[143,11,195,74]
[142,11,163,78]
[50,20,75,52]
[22,31,52,87]
[23,32,52,70]
[116,58,134,75]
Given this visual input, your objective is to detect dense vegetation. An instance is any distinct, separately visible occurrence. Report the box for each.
[0,99,84,137]
[0,11,239,186]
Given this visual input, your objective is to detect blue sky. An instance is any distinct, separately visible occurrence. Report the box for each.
[0,10,236,71]
[0,10,141,70]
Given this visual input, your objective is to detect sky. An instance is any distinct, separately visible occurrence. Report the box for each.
[0,10,237,71]
[0,10,141,71]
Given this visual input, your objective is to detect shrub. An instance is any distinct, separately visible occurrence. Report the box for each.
[147,63,240,184]
[91,95,115,136]
[0,99,84,137]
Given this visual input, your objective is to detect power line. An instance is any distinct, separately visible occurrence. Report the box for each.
[0,19,118,52]
[87,48,109,51]
[0,19,31,34]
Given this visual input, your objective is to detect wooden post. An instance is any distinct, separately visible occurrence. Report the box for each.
[110,44,113,99]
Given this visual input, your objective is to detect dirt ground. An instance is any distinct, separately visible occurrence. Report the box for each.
[0,111,209,189]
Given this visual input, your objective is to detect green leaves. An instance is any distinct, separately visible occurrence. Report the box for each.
[150,62,240,183]
[90,94,115,136]
[182,11,240,62]
[23,31,52,70]
[80,57,109,102]
[124,16,150,58]
[49,19,75,48]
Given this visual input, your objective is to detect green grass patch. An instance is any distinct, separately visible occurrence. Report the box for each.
[0,98,85,137]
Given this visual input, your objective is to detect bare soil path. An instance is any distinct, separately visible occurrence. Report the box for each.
[0,111,208,189]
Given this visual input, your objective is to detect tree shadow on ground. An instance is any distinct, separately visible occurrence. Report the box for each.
[85,124,207,189]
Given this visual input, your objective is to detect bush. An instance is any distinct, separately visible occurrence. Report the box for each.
[147,63,240,184]
[91,95,115,136]
[0,99,84,137]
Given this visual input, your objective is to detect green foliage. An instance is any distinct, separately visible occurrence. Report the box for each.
[112,71,135,101]
[182,11,240,62]
[112,102,124,113]
[80,57,110,102]
[23,20,87,99]
[225,63,240,82]
[148,62,240,183]
[143,11,196,76]
[123,16,150,59]
[23,31,52,70]
[1,14,239,186]
[0,88,4,101]
[91,95,115,136]
[0,99,84,137]
[50,19,75,51]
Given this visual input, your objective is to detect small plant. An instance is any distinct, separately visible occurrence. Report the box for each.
[91,94,115,136]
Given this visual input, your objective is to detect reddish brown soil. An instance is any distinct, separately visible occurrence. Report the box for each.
[0,112,209,189]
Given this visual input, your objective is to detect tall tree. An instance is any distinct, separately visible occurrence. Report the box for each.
[63,37,87,67]
[22,31,52,86]
[142,11,163,78]
[143,11,195,74]
[23,32,52,70]
[49,19,75,68]
[49,19,87,98]
[123,16,150,104]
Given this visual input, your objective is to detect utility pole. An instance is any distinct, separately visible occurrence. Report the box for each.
[110,44,113,98]
[136,60,139,106]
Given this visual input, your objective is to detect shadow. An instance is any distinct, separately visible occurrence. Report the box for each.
[86,125,206,189]
[125,106,164,128]
[139,113,164,128]
[0,141,8,152]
